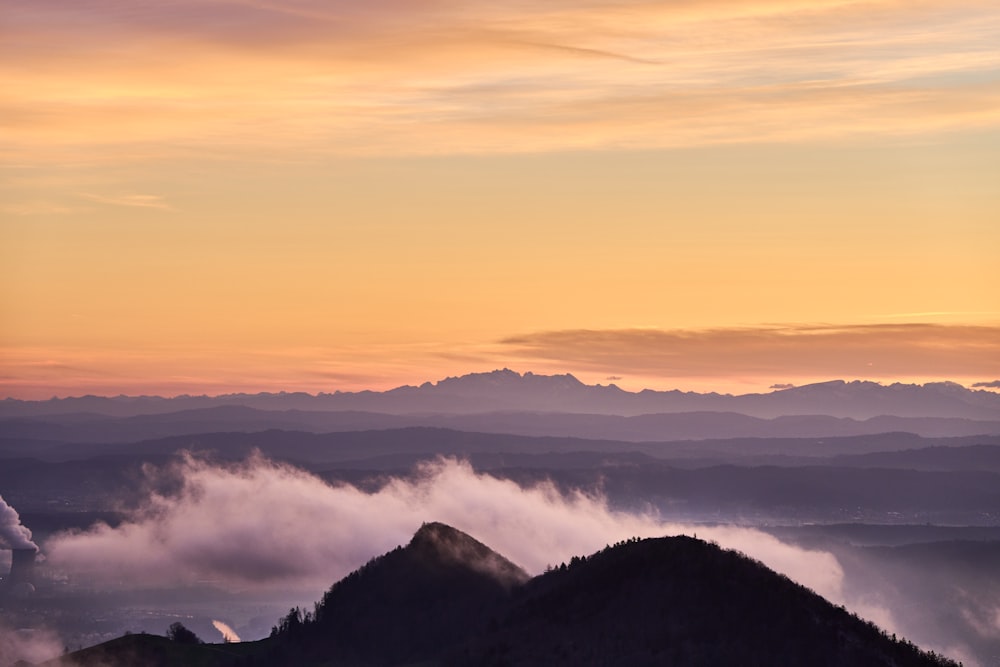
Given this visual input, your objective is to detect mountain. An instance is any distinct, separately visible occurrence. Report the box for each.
[48,523,959,667]
[826,443,1000,472]
[255,522,530,666]
[451,534,956,667]
[4,425,997,469]
[3,406,998,445]
[4,370,999,420]
[35,633,256,667]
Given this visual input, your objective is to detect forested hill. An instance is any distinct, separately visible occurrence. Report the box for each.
[50,523,960,667]
[261,524,957,667]
[452,535,956,666]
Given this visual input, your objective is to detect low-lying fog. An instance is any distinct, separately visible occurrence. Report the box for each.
[3,454,999,666]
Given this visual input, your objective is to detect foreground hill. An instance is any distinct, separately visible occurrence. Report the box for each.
[37,634,257,667]
[49,523,960,667]
[254,522,530,666]
[450,535,954,667]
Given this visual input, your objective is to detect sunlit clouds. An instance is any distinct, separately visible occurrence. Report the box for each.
[3,323,998,398]
[3,0,999,162]
[2,0,998,398]
[499,323,1000,388]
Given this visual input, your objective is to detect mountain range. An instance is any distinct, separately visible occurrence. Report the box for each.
[5,370,1000,420]
[3,407,998,446]
[6,370,999,666]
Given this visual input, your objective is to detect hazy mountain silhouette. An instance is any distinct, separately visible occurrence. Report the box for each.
[5,370,999,419]
[48,523,959,667]
[4,425,997,468]
[3,407,998,445]
[825,443,1000,472]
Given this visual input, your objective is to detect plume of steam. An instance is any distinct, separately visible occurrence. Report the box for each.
[212,620,241,643]
[0,494,38,551]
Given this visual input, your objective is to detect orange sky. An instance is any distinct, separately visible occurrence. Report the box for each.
[2,0,999,398]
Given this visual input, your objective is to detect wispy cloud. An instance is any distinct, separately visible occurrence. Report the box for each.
[79,193,172,209]
[881,311,1000,319]
[511,40,663,66]
[499,323,1000,381]
[3,0,998,161]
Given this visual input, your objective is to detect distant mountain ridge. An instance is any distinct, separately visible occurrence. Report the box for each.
[3,406,998,444]
[4,370,1000,420]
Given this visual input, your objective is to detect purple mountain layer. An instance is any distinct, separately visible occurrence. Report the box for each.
[3,369,999,420]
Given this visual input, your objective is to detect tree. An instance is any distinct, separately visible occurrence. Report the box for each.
[166,621,203,645]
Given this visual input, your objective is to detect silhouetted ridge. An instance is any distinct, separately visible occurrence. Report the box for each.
[8,370,998,419]
[259,523,526,666]
[453,535,957,666]
[53,524,961,667]
[409,521,529,588]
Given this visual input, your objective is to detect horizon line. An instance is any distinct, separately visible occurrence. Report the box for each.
[3,372,996,403]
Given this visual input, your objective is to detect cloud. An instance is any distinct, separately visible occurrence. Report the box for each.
[4,321,998,399]
[78,193,172,210]
[499,323,1000,381]
[512,40,662,65]
[0,494,38,551]
[0,623,63,666]
[58,453,993,657]
[0,343,463,399]
[973,380,1000,388]
[4,0,999,161]
[770,383,796,389]
[44,454,846,605]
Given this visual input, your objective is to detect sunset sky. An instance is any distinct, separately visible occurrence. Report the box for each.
[2,0,999,398]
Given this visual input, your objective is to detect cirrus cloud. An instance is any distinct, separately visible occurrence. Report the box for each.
[78,193,173,210]
[3,0,999,162]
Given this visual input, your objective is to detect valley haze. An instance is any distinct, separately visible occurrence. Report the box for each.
[1,370,999,666]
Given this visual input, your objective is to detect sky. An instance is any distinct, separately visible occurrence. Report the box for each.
[2,0,999,398]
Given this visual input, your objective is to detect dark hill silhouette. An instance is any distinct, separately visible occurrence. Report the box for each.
[454,535,959,667]
[264,525,955,667]
[46,523,960,667]
[36,632,257,666]
[254,522,529,666]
